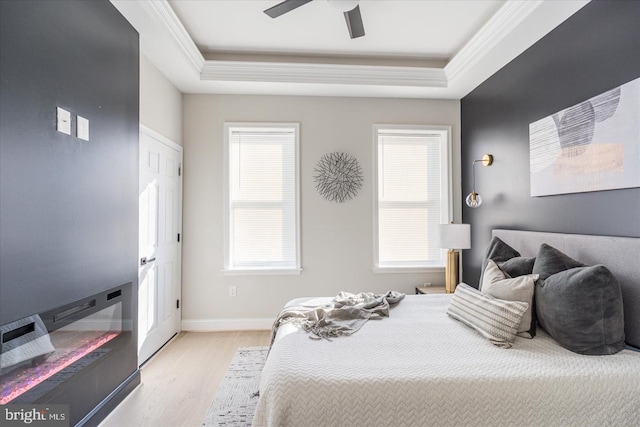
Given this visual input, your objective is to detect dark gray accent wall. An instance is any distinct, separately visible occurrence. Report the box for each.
[0,1,139,325]
[461,1,640,286]
[1,2,140,424]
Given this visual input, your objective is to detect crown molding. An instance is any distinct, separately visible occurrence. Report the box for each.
[444,0,544,82]
[113,0,590,98]
[201,60,447,87]
[142,0,547,90]
[132,0,448,89]
[142,0,204,72]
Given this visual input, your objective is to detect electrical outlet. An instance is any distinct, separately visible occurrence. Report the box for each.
[229,285,237,297]
[423,282,432,287]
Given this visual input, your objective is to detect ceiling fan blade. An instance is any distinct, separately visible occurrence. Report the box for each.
[344,5,365,39]
[264,0,314,18]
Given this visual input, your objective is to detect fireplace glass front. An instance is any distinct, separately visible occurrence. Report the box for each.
[0,286,128,405]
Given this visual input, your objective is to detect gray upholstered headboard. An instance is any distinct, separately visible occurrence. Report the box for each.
[492,229,640,349]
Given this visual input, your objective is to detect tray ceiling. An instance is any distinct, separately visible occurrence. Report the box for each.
[111,0,589,99]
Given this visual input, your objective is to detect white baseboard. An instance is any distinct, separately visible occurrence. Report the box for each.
[181,318,273,331]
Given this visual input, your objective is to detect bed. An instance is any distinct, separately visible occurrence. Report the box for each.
[253,230,640,426]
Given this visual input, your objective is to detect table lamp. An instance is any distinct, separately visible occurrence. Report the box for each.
[437,223,471,293]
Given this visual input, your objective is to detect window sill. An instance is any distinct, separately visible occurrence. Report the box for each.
[222,268,302,276]
[372,266,445,274]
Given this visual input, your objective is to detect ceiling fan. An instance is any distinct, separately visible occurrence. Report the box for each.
[264,0,365,39]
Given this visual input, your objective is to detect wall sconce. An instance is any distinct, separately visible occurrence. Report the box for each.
[437,223,471,293]
[466,154,493,208]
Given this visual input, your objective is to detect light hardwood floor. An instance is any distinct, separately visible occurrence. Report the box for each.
[99,331,270,427]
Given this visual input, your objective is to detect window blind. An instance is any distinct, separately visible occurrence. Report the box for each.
[375,127,450,268]
[225,124,299,271]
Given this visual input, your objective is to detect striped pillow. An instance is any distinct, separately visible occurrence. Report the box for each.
[447,283,529,348]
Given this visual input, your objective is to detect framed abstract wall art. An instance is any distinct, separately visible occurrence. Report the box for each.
[529,77,640,197]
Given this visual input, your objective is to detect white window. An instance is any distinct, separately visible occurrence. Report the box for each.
[223,123,300,274]
[373,125,451,272]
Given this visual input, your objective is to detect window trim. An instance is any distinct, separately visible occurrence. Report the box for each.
[222,122,301,275]
[372,124,453,273]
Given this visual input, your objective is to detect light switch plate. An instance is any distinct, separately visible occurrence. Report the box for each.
[77,115,89,141]
[57,107,71,135]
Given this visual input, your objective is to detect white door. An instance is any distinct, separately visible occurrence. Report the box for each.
[138,127,182,365]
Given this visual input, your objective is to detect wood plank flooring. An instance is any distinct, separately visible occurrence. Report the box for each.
[99,331,270,427]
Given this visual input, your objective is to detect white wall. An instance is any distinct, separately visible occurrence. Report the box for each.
[139,54,182,144]
[182,94,461,330]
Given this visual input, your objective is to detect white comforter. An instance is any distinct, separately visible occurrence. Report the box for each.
[253,294,640,427]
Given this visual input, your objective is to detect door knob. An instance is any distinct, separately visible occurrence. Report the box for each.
[140,256,156,266]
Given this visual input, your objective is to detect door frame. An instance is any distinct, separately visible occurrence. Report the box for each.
[138,124,183,366]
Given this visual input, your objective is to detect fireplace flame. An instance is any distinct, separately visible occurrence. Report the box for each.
[1,332,119,404]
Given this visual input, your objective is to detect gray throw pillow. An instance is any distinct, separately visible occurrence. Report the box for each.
[532,243,584,280]
[479,237,521,290]
[498,257,536,278]
[536,265,625,355]
[533,244,625,355]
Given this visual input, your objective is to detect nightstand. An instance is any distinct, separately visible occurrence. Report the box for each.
[415,286,446,295]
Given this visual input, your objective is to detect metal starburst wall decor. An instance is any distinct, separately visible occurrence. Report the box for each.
[313,152,364,203]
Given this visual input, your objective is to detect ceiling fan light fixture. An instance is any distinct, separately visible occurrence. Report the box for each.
[327,0,359,13]
[264,0,364,39]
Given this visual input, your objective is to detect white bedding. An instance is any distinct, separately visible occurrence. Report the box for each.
[253,294,640,427]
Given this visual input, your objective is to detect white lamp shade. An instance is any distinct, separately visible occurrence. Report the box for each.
[437,224,471,249]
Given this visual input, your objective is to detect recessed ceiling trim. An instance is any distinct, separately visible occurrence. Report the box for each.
[444,0,544,81]
[111,0,591,99]
[201,61,447,87]
[133,0,560,92]
[144,0,204,72]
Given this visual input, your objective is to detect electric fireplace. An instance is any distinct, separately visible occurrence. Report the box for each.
[0,283,137,426]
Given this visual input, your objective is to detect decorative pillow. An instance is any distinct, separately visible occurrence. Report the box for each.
[479,237,521,290]
[532,243,584,280]
[536,264,625,355]
[498,256,536,278]
[447,283,529,348]
[481,260,538,338]
[532,243,625,355]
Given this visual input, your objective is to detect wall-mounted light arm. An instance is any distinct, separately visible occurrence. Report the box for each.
[466,154,493,208]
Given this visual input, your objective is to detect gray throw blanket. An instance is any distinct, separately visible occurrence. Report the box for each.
[270,291,405,344]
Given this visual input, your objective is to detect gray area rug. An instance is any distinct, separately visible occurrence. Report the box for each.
[202,346,269,427]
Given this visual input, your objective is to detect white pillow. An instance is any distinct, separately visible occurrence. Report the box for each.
[447,283,529,348]
[481,259,538,338]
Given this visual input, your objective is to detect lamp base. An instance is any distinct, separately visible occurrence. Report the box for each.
[445,249,460,294]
